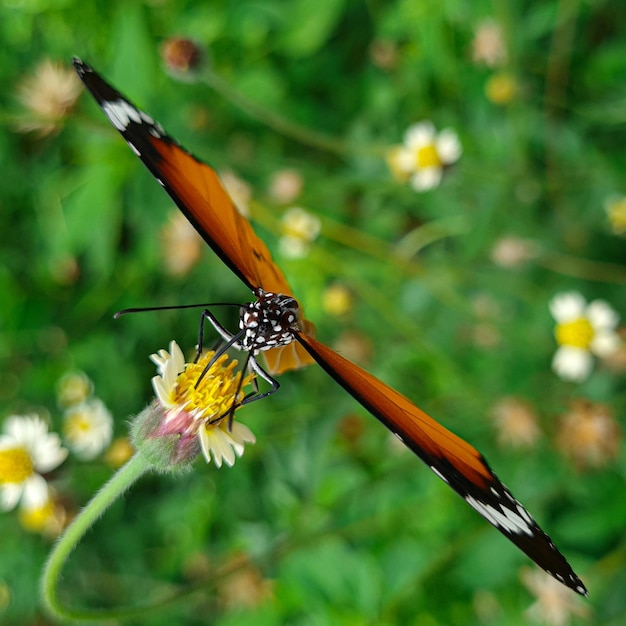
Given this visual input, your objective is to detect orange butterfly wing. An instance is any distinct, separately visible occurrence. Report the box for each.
[296,333,587,595]
[73,59,314,375]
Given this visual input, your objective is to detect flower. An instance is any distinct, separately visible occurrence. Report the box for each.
[220,170,252,217]
[472,20,508,68]
[604,195,626,235]
[16,59,82,136]
[63,398,114,460]
[161,211,204,276]
[322,284,353,316]
[485,72,518,105]
[217,553,275,610]
[521,568,591,626]
[279,207,321,258]
[161,37,204,78]
[550,292,621,382]
[138,341,256,469]
[491,397,542,449]
[491,236,539,268]
[18,488,67,537]
[387,122,462,192]
[556,399,621,470]
[56,370,93,408]
[269,169,304,204]
[105,437,135,468]
[0,415,67,511]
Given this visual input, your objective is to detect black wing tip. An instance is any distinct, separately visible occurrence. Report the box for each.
[72,57,92,76]
[571,575,589,597]
[557,571,588,597]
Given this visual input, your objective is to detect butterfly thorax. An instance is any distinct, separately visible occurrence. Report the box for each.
[240,289,301,353]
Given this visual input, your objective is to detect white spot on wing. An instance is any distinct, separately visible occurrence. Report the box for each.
[430,465,450,484]
[127,141,141,157]
[517,503,534,525]
[102,99,142,131]
[465,495,534,536]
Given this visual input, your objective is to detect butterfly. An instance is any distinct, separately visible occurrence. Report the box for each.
[73,58,588,597]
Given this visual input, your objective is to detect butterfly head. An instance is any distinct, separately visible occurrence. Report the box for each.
[240,289,301,353]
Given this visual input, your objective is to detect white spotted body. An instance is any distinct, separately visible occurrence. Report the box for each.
[240,289,301,353]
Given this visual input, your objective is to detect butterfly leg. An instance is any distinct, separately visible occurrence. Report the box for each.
[207,351,280,428]
[196,307,244,362]
[241,354,280,405]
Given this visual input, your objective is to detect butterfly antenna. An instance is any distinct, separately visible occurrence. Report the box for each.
[114,302,242,319]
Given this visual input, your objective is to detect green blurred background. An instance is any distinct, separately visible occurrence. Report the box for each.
[1,0,625,624]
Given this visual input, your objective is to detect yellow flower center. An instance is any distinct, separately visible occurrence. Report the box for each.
[555,317,594,349]
[65,412,91,436]
[416,144,441,169]
[0,447,34,484]
[174,353,254,422]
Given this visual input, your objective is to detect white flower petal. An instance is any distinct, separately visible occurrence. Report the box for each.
[229,422,256,446]
[198,421,255,468]
[152,375,172,407]
[199,427,232,467]
[587,300,619,330]
[162,354,182,394]
[591,331,621,357]
[21,474,49,509]
[410,168,442,192]
[394,147,418,172]
[149,348,170,371]
[404,121,436,148]
[549,292,586,323]
[552,346,593,382]
[4,415,47,442]
[31,432,68,473]
[436,129,462,164]
[0,483,23,511]
[213,431,236,468]
[169,341,186,373]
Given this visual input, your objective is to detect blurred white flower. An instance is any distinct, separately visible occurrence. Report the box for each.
[387,122,461,192]
[269,169,304,204]
[491,236,539,268]
[56,370,93,408]
[550,292,621,382]
[472,20,508,68]
[16,59,82,136]
[64,398,114,460]
[279,207,321,258]
[220,170,252,217]
[556,399,621,470]
[0,415,67,511]
[521,568,590,625]
[161,211,204,276]
[491,397,541,449]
